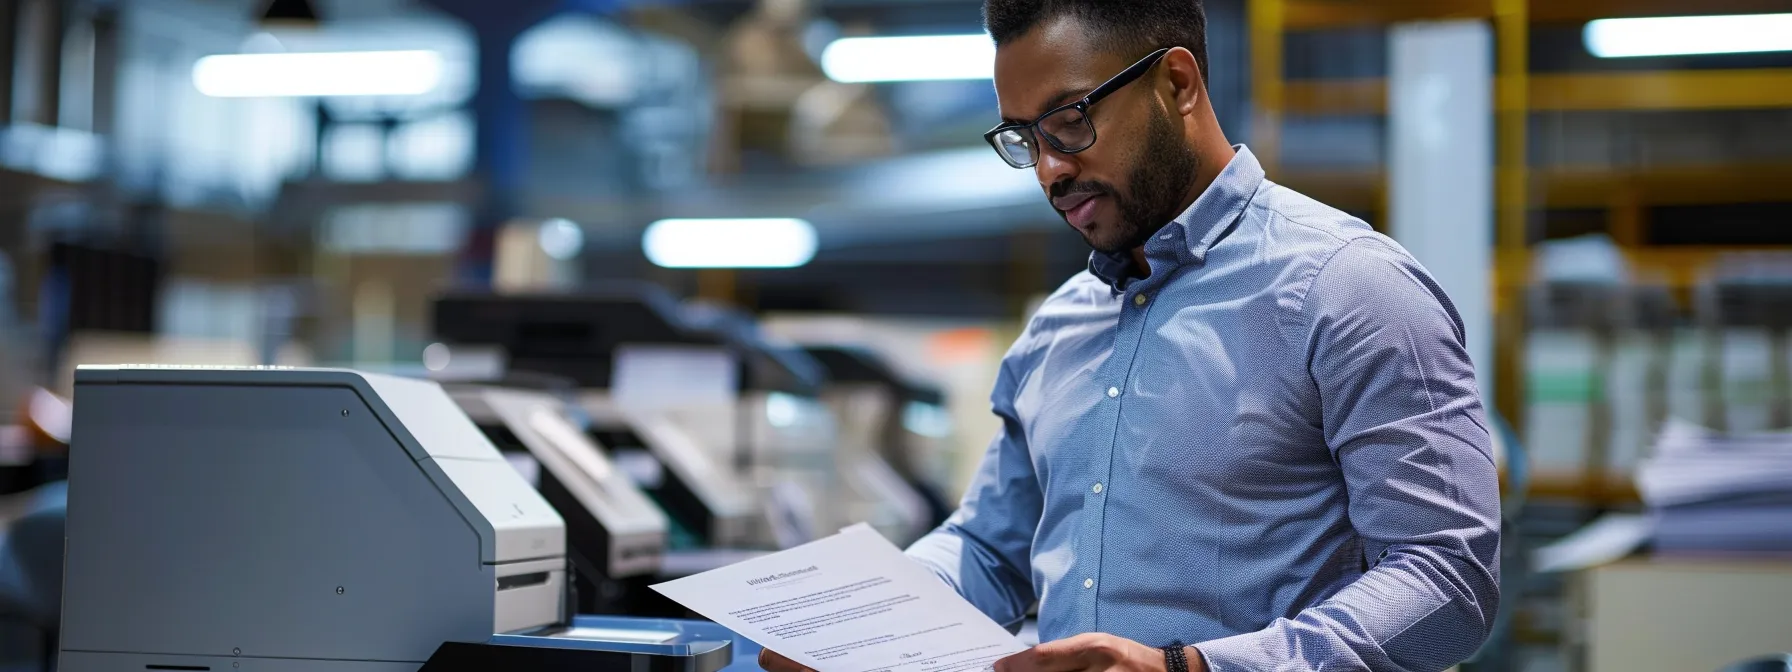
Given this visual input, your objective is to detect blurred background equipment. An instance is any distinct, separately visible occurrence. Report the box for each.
[0,0,1782,670]
[801,344,955,531]
[58,366,743,672]
[431,289,768,553]
[446,381,673,616]
[0,479,64,669]
[431,287,935,554]
[1722,656,1792,672]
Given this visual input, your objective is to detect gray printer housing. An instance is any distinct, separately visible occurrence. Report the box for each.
[449,384,670,578]
[60,366,568,672]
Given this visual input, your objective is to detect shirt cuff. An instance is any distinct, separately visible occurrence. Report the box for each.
[1192,631,1272,672]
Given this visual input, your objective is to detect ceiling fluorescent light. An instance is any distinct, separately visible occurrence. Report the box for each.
[193,50,444,98]
[643,218,818,269]
[820,35,994,83]
[1585,13,1792,58]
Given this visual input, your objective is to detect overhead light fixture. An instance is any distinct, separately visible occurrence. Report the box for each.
[258,0,321,26]
[422,343,453,372]
[192,50,445,98]
[820,35,994,83]
[537,218,585,261]
[643,218,818,269]
[902,401,953,439]
[765,392,803,429]
[240,32,288,54]
[1584,13,1792,58]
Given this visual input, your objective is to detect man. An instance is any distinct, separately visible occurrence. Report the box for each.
[764,0,1501,670]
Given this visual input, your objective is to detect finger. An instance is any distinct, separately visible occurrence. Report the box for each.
[1030,634,1095,659]
[758,649,803,672]
[758,648,814,672]
[1031,634,1111,672]
[996,641,1092,672]
[993,648,1041,672]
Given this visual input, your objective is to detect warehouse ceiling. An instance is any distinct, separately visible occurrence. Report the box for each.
[183,0,1792,316]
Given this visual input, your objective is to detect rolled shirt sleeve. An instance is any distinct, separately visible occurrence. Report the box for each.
[1196,239,1503,672]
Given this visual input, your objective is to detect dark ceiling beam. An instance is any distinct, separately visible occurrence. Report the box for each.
[1286,0,1792,30]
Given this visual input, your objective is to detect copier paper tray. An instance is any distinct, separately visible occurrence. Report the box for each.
[421,616,737,672]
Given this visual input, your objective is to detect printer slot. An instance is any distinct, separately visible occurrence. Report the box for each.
[497,571,551,591]
[620,544,659,562]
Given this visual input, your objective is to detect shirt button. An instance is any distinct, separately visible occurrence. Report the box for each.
[1092,483,1104,494]
[1134,294,1148,307]
[1083,578,1095,589]
[1107,386,1120,398]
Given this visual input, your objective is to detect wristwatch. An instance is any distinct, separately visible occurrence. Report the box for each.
[1161,641,1190,672]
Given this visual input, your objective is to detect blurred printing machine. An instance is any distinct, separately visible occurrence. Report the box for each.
[58,365,740,672]
[433,290,763,557]
[447,381,672,616]
[680,303,932,547]
[802,345,954,534]
[431,287,933,555]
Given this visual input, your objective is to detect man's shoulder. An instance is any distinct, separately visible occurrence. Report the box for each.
[1253,180,1383,251]
[1239,181,1442,341]
[1037,270,1112,312]
[1246,180,1433,275]
[998,271,1113,367]
[1257,184,1463,340]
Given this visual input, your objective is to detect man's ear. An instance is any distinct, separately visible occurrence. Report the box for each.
[1162,46,1203,116]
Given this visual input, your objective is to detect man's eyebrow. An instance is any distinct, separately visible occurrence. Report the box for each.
[999,87,1092,125]
[1041,87,1088,110]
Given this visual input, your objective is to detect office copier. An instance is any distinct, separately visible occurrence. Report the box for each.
[802,345,955,539]
[59,365,739,672]
[432,287,825,551]
[433,287,928,550]
[448,381,670,615]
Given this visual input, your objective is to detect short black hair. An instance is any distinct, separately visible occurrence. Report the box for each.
[983,0,1209,85]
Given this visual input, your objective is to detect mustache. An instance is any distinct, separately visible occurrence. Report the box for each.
[1050,179,1116,201]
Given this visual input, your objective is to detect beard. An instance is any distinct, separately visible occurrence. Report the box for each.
[1053,105,1202,255]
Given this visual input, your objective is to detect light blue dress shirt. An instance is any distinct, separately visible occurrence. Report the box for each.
[906,147,1501,672]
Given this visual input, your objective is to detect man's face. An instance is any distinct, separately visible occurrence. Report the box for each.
[993,18,1200,254]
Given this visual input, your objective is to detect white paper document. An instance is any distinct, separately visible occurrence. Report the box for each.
[1530,512,1653,574]
[652,524,1026,672]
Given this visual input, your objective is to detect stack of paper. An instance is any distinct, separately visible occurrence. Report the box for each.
[653,524,1026,672]
[1637,419,1792,555]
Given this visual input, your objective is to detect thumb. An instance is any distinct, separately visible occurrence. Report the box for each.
[759,648,815,672]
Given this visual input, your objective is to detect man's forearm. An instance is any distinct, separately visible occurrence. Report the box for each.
[906,526,1036,630]
[1190,546,1496,672]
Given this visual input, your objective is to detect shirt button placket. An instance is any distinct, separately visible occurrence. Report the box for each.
[1089,287,1145,631]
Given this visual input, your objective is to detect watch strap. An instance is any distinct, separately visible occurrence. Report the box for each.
[1161,641,1189,672]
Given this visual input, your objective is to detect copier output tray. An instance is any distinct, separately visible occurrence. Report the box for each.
[421,616,737,672]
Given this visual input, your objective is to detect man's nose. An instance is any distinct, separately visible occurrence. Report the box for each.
[1035,144,1077,192]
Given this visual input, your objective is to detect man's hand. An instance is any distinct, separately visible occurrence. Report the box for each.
[756,634,1205,672]
[993,634,1206,672]
[758,648,814,672]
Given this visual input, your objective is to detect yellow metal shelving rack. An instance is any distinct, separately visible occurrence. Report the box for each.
[1249,0,1792,504]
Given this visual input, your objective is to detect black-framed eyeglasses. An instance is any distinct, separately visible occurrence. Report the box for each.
[984,47,1172,169]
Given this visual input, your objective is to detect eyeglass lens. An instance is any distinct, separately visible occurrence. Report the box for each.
[1039,107,1093,152]
[994,129,1034,167]
[994,106,1096,168]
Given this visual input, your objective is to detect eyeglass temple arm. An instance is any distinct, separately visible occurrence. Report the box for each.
[1083,47,1172,105]
[984,47,1171,137]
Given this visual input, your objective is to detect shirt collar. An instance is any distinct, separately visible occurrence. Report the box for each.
[1088,145,1266,292]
